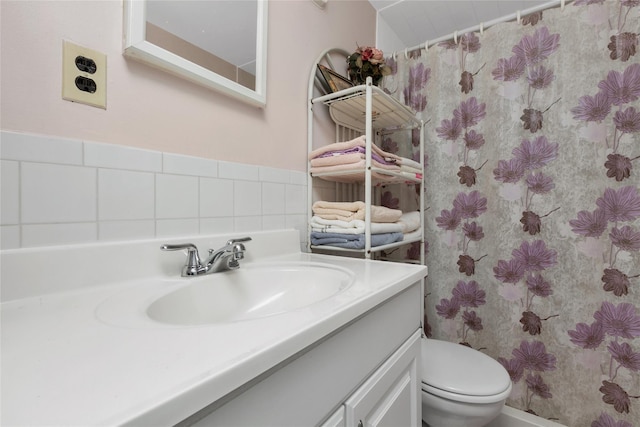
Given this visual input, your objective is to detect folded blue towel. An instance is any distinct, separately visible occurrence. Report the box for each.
[310,231,362,245]
[311,232,403,249]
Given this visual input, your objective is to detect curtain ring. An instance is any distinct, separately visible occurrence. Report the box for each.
[517,10,521,24]
[404,48,408,59]
[561,0,565,10]
[479,22,484,35]
[453,30,458,44]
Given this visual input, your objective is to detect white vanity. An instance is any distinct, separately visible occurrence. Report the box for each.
[1,229,427,426]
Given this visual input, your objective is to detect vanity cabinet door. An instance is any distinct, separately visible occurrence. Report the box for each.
[321,406,346,427]
[344,330,421,427]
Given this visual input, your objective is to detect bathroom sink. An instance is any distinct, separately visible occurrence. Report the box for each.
[146,262,355,325]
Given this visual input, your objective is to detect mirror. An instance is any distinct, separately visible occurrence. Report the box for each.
[123,0,268,107]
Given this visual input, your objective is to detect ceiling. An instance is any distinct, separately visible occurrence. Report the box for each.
[369,0,549,52]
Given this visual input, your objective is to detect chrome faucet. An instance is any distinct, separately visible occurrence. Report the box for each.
[161,237,252,276]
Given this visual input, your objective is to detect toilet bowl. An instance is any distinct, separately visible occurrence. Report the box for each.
[420,338,512,427]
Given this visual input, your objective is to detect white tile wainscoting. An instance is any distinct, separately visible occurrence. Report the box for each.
[0,131,308,250]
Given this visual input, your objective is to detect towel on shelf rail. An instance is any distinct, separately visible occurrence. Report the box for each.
[310,231,404,249]
[312,201,402,223]
[310,216,404,235]
[309,135,422,177]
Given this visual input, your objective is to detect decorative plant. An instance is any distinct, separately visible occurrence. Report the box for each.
[347,45,391,86]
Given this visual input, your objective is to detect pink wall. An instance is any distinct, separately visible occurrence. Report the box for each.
[0,0,376,172]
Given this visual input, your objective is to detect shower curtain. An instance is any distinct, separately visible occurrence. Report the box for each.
[380,1,640,425]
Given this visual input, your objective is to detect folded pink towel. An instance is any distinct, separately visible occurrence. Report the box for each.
[310,153,363,167]
[309,170,398,183]
[397,157,422,170]
[309,135,402,163]
[310,158,401,173]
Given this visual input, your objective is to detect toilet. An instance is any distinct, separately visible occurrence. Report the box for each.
[420,338,512,427]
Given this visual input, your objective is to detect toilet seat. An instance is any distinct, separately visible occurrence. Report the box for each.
[421,339,512,404]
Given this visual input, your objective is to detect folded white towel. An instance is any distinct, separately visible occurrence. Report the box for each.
[397,211,421,233]
[310,216,404,234]
[403,228,423,242]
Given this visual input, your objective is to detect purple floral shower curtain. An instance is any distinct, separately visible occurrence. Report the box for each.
[381,1,640,425]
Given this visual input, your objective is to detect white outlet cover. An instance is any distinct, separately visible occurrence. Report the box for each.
[62,40,107,109]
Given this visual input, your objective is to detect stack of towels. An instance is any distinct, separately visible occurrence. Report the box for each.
[310,200,421,249]
[309,135,422,182]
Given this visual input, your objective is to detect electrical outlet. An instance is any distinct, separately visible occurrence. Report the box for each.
[62,40,106,109]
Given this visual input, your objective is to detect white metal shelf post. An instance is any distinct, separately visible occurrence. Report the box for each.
[364,77,373,258]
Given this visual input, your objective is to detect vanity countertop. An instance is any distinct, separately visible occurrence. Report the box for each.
[1,231,427,426]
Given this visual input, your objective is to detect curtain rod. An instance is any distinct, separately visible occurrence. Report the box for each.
[392,0,573,56]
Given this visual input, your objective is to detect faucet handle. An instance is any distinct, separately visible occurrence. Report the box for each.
[226,237,252,245]
[160,243,203,276]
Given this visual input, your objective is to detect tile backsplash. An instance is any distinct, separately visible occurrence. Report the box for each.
[0,131,308,250]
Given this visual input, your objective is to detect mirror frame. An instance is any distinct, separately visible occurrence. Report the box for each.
[123,0,268,108]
